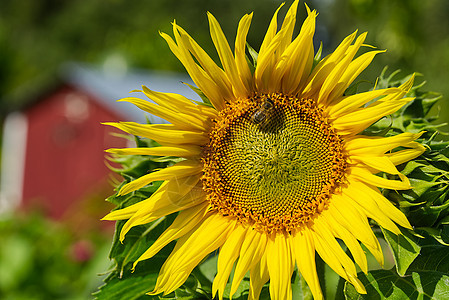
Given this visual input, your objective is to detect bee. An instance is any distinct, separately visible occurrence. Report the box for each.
[252,97,274,124]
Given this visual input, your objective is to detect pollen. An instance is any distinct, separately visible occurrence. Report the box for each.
[201,93,348,233]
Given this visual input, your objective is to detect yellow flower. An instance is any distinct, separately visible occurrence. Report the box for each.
[103,1,425,299]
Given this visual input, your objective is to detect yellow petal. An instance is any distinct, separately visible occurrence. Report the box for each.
[208,12,247,98]
[350,155,401,175]
[212,225,246,300]
[387,142,426,165]
[256,2,297,92]
[230,228,267,297]
[255,29,289,92]
[333,98,413,135]
[328,194,379,249]
[118,160,202,196]
[312,218,366,294]
[318,32,367,106]
[101,199,148,221]
[160,30,226,111]
[342,183,402,235]
[330,193,385,266]
[248,251,270,300]
[120,184,205,240]
[103,122,209,146]
[235,13,254,94]
[133,202,209,268]
[118,97,207,131]
[275,8,316,95]
[140,85,218,120]
[291,230,323,300]
[277,0,300,55]
[106,145,202,158]
[173,24,234,102]
[266,233,294,300]
[345,132,424,156]
[119,179,204,241]
[320,211,368,274]
[259,2,284,59]
[149,213,234,295]
[302,31,357,99]
[327,50,384,103]
[139,85,195,109]
[353,181,412,230]
[349,166,411,190]
[327,88,402,118]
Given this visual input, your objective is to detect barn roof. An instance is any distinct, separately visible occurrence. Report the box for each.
[61,62,202,123]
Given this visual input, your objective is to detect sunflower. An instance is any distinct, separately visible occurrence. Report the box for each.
[103,1,426,299]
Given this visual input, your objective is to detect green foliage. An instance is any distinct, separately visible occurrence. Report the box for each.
[246,42,259,70]
[292,270,314,300]
[344,245,449,299]
[381,228,420,276]
[0,213,110,300]
[344,268,449,299]
[311,42,323,71]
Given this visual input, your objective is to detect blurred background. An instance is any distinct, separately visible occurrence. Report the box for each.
[0,0,447,299]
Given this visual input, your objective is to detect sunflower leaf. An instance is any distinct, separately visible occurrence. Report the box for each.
[94,273,159,300]
[98,137,179,299]
[381,227,421,276]
[182,81,213,108]
[246,42,258,68]
[311,42,322,71]
[407,244,449,272]
[292,270,313,300]
[344,244,449,299]
[97,211,175,298]
[222,279,253,300]
[344,268,449,300]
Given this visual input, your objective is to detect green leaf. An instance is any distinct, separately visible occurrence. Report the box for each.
[408,244,449,272]
[222,279,251,300]
[246,42,258,68]
[414,227,449,246]
[404,83,442,119]
[292,271,313,300]
[197,254,218,285]
[94,274,159,300]
[110,217,175,274]
[344,244,449,299]
[181,81,213,108]
[381,228,421,276]
[344,268,449,300]
[311,42,322,71]
[345,80,372,97]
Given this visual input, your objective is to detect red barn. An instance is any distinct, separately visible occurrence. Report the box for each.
[0,63,198,223]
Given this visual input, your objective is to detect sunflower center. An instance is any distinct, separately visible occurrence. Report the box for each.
[202,93,347,233]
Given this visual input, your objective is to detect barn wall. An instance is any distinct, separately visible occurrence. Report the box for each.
[21,85,128,219]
